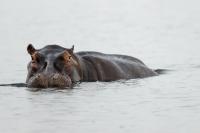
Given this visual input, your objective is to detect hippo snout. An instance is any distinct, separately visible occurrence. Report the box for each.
[27,74,48,88]
[48,73,72,88]
[27,73,72,89]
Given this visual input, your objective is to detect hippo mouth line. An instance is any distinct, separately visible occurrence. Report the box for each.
[27,73,72,89]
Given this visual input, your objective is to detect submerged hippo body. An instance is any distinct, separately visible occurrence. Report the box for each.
[26,44,158,88]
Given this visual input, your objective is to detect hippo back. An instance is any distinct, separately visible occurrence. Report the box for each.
[76,51,157,81]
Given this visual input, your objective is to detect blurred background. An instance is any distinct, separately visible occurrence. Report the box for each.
[0,0,200,133]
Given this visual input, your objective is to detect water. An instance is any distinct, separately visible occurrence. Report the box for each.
[0,0,200,133]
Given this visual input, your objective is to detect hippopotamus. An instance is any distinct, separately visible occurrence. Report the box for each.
[25,44,159,88]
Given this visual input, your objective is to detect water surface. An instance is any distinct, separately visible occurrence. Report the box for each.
[0,0,200,133]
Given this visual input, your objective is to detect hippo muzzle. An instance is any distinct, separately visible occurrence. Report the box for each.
[27,73,72,88]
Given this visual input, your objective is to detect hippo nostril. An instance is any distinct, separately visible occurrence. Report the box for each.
[48,73,72,88]
[36,74,41,78]
[27,74,48,88]
[52,74,59,80]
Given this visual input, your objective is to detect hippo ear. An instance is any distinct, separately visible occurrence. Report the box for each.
[70,45,74,52]
[27,44,36,55]
[68,45,74,54]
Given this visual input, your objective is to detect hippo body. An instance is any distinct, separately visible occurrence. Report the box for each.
[75,51,157,82]
[26,44,158,88]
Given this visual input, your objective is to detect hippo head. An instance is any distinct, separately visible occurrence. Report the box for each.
[26,44,79,89]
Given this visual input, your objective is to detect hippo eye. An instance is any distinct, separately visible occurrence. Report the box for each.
[58,56,65,61]
[36,56,43,63]
[31,54,42,63]
[31,60,36,64]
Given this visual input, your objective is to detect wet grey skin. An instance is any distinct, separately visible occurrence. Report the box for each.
[25,44,160,89]
[0,44,165,89]
[26,44,74,89]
